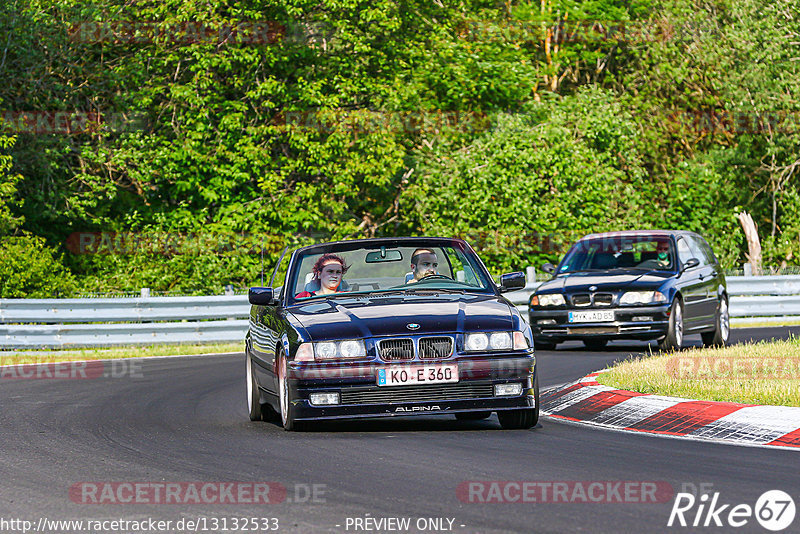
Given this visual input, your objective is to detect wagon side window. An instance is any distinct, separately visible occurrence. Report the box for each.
[676,237,694,266]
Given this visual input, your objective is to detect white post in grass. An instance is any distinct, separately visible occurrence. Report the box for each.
[526,265,536,286]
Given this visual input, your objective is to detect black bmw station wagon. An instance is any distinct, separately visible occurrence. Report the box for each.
[528,231,729,351]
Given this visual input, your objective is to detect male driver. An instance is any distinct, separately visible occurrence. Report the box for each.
[407,248,439,282]
[638,240,672,269]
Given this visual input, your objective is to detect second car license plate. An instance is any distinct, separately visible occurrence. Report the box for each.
[377,364,459,387]
[569,310,614,323]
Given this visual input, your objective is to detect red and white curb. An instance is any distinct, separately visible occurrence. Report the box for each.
[541,372,800,449]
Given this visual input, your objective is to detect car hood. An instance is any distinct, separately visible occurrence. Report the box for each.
[288,293,514,340]
[537,271,673,293]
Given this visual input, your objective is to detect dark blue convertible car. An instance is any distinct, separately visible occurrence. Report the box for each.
[529,230,729,351]
[245,237,537,430]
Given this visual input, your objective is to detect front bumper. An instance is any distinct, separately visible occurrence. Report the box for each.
[529,305,670,342]
[286,354,536,421]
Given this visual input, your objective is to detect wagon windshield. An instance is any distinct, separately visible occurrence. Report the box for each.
[286,241,495,302]
[558,235,676,273]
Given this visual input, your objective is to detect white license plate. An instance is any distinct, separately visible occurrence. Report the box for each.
[377,364,459,387]
[569,310,614,323]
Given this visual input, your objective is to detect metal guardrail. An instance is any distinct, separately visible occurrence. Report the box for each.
[1,320,248,348]
[0,296,250,323]
[2,276,799,349]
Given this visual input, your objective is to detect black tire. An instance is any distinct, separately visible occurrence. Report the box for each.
[277,349,305,431]
[455,411,492,421]
[246,354,264,421]
[534,339,557,350]
[658,298,684,351]
[582,339,608,351]
[497,376,539,430]
[702,296,730,347]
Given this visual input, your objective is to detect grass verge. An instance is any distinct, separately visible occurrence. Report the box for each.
[0,342,243,366]
[596,338,800,407]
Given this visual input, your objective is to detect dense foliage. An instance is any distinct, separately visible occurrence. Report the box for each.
[0,0,798,295]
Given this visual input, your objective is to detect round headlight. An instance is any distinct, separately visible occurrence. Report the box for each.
[489,332,512,350]
[315,342,338,359]
[465,333,489,351]
[339,340,366,359]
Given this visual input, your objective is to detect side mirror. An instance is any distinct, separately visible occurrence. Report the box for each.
[249,287,276,305]
[682,258,700,271]
[499,271,526,292]
[541,263,556,274]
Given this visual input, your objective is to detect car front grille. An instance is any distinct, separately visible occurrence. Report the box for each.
[572,294,591,307]
[377,338,414,360]
[594,293,613,306]
[340,383,495,405]
[377,336,454,361]
[418,337,453,359]
[571,293,613,307]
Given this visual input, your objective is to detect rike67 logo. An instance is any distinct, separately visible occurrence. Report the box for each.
[668,490,796,531]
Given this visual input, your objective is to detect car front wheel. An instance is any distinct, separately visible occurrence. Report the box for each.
[659,299,684,351]
[277,349,304,431]
[497,376,539,430]
[247,354,264,421]
[702,296,730,347]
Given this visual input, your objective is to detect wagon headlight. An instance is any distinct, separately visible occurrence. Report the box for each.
[531,293,565,307]
[620,291,667,305]
[312,339,366,360]
[465,331,522,352]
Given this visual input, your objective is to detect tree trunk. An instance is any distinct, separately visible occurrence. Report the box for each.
[737,211,762,276]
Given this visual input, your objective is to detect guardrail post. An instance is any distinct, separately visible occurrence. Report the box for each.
[140,288,150,298]
[526,265,536,285]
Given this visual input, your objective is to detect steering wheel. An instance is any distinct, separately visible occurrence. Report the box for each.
[419,273,452,281]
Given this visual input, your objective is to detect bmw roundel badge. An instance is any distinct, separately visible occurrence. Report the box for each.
[407,323,420,331]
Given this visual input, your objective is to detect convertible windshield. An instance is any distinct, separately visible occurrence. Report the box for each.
[558,235,675,273]
[286,241,495,302]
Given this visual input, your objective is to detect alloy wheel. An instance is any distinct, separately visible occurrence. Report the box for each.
[674,302,683,347]
[278,353,288,426]
[720,299,730,341]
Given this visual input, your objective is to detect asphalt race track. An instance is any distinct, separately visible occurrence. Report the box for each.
[1,328,799,534]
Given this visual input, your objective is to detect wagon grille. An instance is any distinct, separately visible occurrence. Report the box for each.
[594,293,613,306]
[377,338,414,360]
[571,293,613,307]
[572,294,591,306]
[418,337,453,359]
[340,383,494,405]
